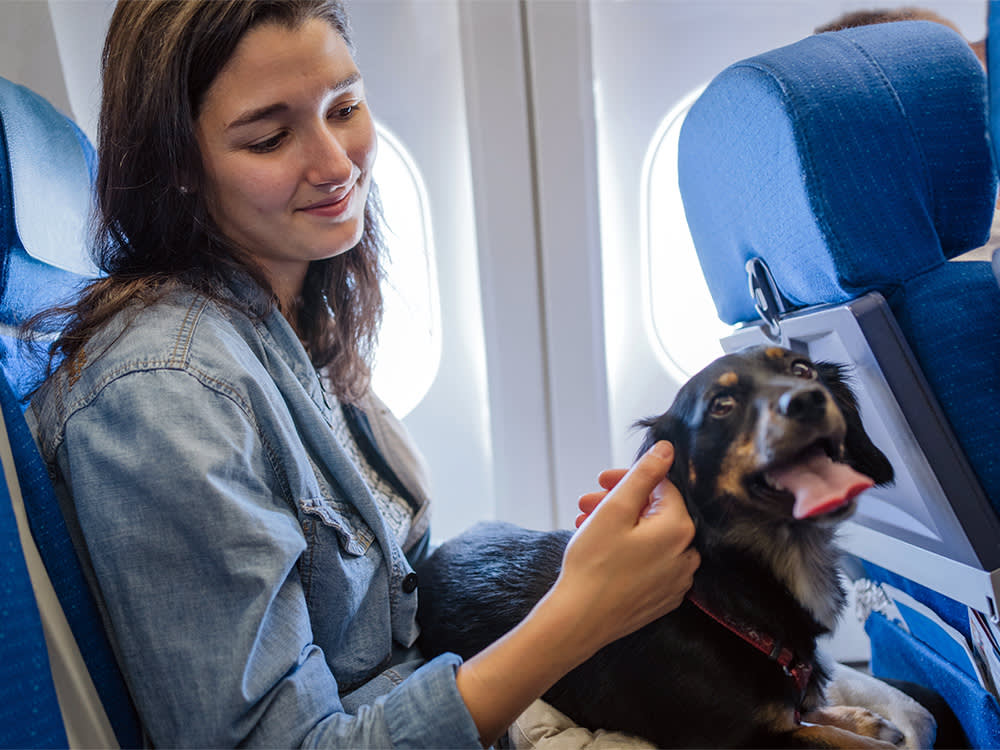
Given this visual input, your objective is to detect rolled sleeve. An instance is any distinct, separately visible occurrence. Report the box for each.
[302,654,481,749]
[382,654,481,748]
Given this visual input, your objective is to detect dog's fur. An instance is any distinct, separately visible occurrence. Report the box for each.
[416,346,900,748]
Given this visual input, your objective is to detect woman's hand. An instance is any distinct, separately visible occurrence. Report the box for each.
[553,441,700,650]
[575,467,627,527]
[455,441,699,747]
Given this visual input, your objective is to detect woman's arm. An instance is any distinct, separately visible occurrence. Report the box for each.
[456,441,700,747]
[58,369,481,748]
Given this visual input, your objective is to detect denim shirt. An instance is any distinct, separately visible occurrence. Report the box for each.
[28,284,481,748]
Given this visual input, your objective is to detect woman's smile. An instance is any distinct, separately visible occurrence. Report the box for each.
[194,18,377,305]
[299,183,358,218]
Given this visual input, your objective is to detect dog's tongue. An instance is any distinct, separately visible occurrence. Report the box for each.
[768,449,874,519]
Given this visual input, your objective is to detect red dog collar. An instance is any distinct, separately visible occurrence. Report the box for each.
[686,591,813,713]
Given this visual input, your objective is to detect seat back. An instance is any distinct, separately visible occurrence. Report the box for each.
[0,76,142,747]
[677,21,1000,745]
[0,394,67,749]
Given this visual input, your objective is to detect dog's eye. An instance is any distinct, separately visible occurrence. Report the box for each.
[708,394,736,418]
[790,360,816,379]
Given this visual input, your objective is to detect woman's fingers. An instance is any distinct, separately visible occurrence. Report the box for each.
[597,468,627,491]
[557,440,699,647]
[575,490,605,527]
[574,460,653,527]
[581,441,674,528]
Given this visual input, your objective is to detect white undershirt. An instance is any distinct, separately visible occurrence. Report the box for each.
[328,400,413,546]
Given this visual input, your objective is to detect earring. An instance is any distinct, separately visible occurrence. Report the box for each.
[178,185,190,194]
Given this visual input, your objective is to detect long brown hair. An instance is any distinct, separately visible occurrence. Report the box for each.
[38,0,385,402]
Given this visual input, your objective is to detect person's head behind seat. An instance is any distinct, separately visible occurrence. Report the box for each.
[815,6,985,65]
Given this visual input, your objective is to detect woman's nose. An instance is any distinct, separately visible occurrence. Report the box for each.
[304,126,355,188]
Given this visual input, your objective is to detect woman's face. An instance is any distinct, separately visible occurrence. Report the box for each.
[195,18,376,304]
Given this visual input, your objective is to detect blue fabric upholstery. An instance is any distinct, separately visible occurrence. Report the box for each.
[679,21,995,324]
[0,370,143,747]
[892,262,1000,509]
[867,613,1000,748]
[0,426,67,749]
[0,76,142,746]
[0,77,97,403]
[678,21,1000,513]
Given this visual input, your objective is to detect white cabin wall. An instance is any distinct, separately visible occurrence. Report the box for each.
[0,1,73,119]
[522,2,613,531]
[46,0,114,143]
[347,0,498,542]
[456,1,557,531]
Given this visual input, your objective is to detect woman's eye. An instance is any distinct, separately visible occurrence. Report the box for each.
[708,394,736,418]
[331,103,359,120]
[248,133,285,154]
[790,360,816,379]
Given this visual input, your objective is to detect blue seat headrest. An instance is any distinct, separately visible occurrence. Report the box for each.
[0,77,98,278]
[0,77,100,400]
[678,21,997,325]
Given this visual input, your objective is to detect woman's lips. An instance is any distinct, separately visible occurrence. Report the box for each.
[300,186,354,218]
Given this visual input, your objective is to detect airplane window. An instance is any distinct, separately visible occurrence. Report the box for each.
[370,124,441,417]
[642,85,733,379]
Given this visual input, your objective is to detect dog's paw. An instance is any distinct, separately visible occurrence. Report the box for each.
[847,707,905,746]
[803,705,905,746]
[825,661,936,748]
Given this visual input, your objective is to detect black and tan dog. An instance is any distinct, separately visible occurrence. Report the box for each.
[416,346,902,748]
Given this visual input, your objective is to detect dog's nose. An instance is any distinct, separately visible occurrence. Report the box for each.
[778,387,827,422]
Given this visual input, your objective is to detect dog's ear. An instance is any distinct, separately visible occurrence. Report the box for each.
[633,413,667,459]
[632,412,693,500]
[816,361,894,486]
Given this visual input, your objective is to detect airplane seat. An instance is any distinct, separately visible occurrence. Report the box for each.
[677,21,1000,746]
[0,76,142,747]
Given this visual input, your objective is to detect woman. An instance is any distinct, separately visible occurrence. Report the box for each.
[28,1,700,747]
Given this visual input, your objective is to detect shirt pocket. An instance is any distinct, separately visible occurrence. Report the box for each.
[299,494,376,557]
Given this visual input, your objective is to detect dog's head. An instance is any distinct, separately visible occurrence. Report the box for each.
[636,346,893,540]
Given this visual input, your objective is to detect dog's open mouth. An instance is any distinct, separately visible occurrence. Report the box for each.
[762,442,874,519]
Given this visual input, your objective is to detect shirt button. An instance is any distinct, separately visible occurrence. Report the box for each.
[402,572,419,593]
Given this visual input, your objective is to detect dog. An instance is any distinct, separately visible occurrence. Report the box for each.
[415,345,902,748]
